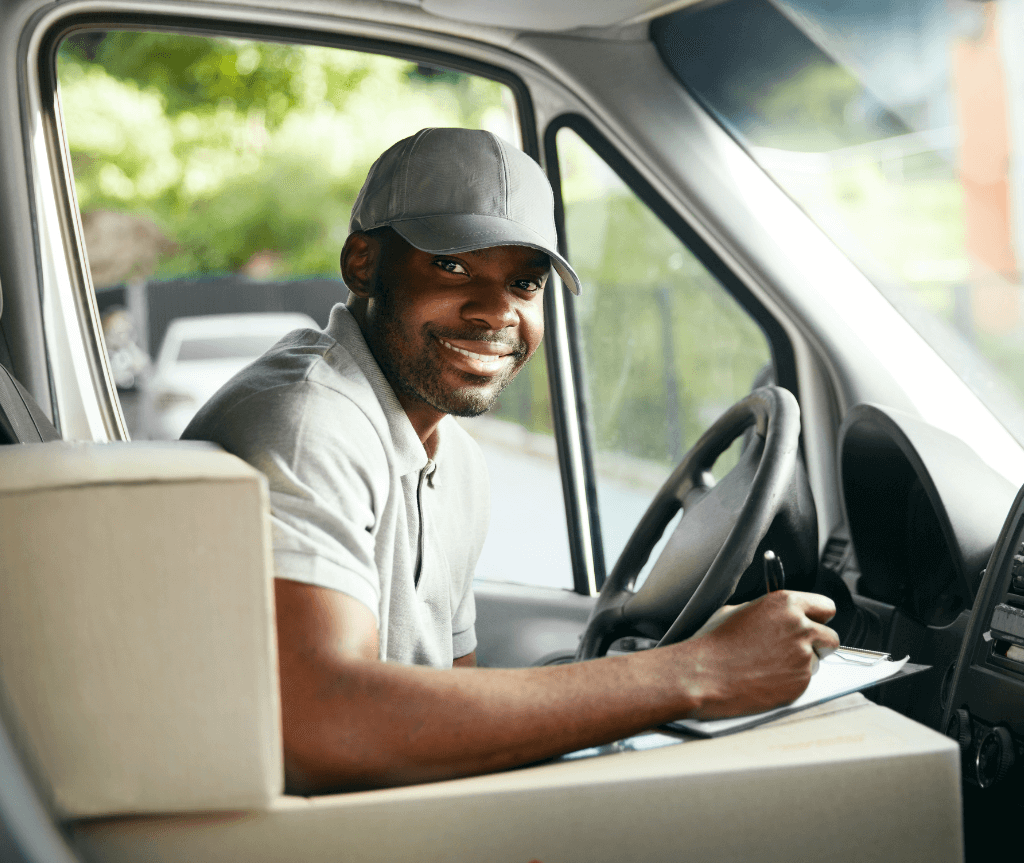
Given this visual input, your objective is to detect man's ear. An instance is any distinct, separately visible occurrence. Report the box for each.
[340,232,381,299]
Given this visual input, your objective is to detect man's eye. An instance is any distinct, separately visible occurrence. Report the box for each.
[434,259,467,274]
[513,278,545,293]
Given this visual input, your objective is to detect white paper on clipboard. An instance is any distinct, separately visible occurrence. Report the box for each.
[668,653,915,738]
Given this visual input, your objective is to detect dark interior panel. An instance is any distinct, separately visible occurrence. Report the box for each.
[839,403,1018,729]
[941,482,1024,857]
[841,404,1017,622]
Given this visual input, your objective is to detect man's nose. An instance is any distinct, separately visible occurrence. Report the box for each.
[464,281,517,330]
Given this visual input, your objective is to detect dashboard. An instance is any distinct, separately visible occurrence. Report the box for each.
[943,481,1024,851]
[836,402,1023,851]
[838,403,1017,730]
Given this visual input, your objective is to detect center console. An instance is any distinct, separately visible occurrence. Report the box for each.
[942,481,1024,847]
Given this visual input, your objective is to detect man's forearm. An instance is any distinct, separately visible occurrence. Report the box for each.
[277,587,839,794]
[280,644,702,793]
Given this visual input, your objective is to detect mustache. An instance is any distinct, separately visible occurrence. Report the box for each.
[427,326,528,359]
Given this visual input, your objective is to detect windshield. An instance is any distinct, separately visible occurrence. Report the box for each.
[654,0,1024,446]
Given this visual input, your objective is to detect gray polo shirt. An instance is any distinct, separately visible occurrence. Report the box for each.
[182,304,487,666]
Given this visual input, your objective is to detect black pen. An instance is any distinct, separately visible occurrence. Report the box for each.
[763,549,785,593]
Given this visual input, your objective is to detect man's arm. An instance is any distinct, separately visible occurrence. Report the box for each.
[275,579,839,794]
[453,651,477,668]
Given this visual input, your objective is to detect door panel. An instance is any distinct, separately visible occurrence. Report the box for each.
[473,580,594,667]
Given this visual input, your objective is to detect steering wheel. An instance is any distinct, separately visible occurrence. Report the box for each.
[575,386,804,660]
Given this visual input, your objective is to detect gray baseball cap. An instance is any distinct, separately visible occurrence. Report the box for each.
[350,127,581,295]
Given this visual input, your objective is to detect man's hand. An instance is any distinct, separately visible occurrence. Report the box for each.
[688,601,748,639]
[678,591,840,720]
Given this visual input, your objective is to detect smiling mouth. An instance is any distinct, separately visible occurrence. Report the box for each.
[438,338,514,371]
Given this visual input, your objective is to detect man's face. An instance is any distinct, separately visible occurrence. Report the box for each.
[364,233,548,418]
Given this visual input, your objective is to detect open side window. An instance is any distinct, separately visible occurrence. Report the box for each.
[49,20,574,590]
[546,116,797,590]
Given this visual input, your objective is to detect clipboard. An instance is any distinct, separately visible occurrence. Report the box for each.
[666,651,931,738]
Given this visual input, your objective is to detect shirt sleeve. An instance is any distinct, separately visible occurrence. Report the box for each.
[451,586,477,659]
[199,380,389,623]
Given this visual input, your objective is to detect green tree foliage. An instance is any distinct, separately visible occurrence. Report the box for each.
[57,31,511,280]
[61,33,323,126]
[559,130,770,468]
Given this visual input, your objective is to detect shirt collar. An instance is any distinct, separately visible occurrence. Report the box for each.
[325,304,437,477]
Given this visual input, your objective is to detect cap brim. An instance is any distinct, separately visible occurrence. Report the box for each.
[390,214,581,295]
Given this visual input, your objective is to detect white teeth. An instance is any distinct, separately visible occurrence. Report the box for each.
[440,339,507,365]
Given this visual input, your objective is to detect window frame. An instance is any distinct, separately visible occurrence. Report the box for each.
[544,113,799,593]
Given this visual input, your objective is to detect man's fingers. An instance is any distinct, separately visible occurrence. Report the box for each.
[814,636,839,659]
[782,590,837,624]
[814,642,838,660]
[809,625,840,675]
[690,603,748,640]
[810,620,840,662]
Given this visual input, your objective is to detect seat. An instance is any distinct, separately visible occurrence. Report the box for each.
[0,362,60,444]
[0,270,60,444]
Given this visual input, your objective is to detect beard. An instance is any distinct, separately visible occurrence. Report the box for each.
[368,275,530,418]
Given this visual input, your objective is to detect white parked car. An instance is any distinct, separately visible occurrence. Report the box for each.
[137,312,320,441]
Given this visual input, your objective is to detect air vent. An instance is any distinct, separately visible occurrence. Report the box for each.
[991,603,1024,645]
[821,535,851,574]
